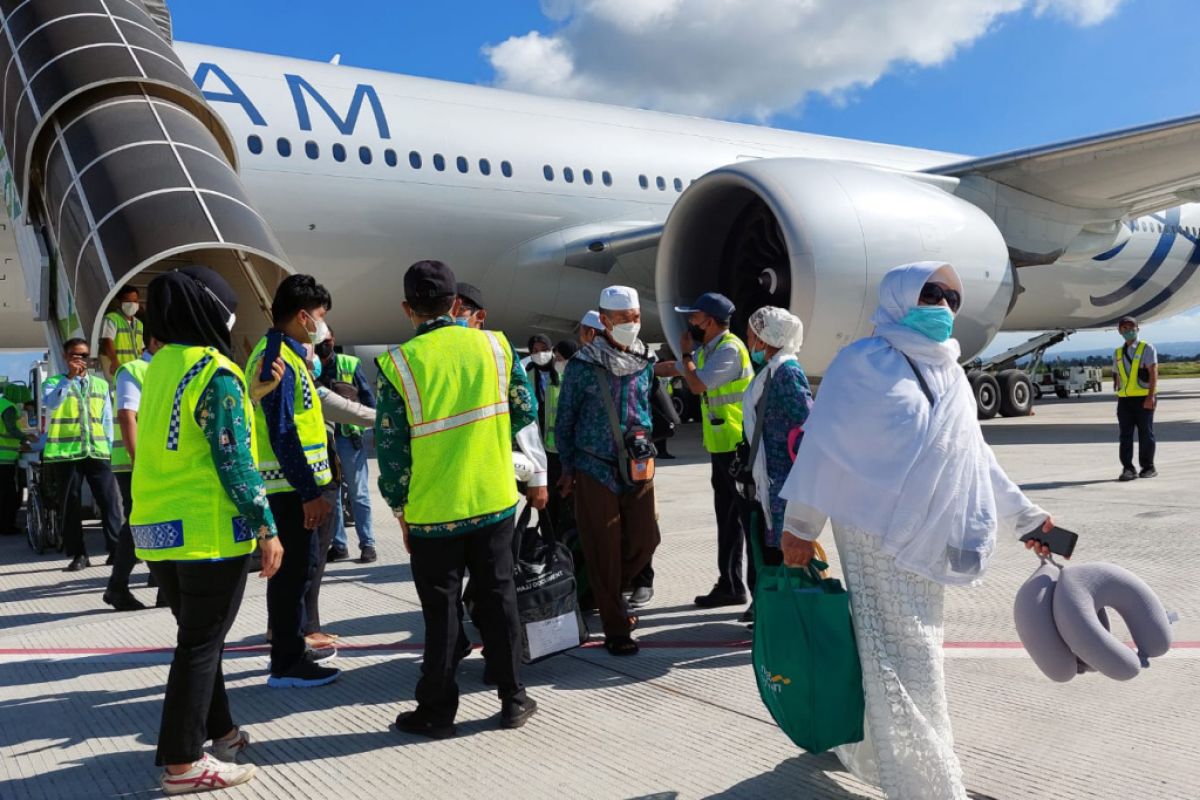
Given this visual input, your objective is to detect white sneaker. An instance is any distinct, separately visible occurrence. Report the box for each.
[210,728,250,763]
[160,753,256,795]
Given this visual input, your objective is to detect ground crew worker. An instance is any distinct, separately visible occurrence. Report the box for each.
[378,259,544,739]
[105,332,162,611]
[43,338,124,573]
[100,284,144,379]
[247,274,339,689]
[0,391,33,537]
[1114,315,1158,481]
[455,282,488,329]
[322,327,377,564]
[132,266,282,795]
[656,292,754,612]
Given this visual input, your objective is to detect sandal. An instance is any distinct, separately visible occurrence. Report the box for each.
[604,636,639,656]
[305,632,339,647]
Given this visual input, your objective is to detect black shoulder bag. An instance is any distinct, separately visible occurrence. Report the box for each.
[591,365,656,486]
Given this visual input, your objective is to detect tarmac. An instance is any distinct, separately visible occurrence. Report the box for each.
[1,378,1198,800]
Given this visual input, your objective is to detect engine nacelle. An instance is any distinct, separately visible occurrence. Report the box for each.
[655,158,1014,374]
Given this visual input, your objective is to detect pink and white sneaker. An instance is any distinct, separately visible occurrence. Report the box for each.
[210,728,250,763]
[160,753,256,795]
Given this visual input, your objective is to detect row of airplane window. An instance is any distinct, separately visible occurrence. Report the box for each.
[1136,221,1199,236]
[245,135,689,193]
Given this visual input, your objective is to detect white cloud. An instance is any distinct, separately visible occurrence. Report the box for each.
[484,0,1126,119]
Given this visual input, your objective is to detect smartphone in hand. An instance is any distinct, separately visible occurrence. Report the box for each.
[1020,525,1079,559]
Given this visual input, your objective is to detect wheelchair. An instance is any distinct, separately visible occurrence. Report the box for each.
[20,451,61,555]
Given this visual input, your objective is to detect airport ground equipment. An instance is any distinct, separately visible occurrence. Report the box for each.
[0,0,293,373]
[963,329,1074,419]
[1048,366,1104,399]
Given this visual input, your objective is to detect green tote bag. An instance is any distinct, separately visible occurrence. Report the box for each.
[752,542,865,754]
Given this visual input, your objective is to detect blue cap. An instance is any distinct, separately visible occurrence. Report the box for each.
[674,292,735,321]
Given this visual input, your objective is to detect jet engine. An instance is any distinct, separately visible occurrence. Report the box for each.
[655,158,1015,375]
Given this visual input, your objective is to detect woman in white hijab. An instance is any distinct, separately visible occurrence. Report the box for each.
[779,262,1056,799]
[740,307,811,566]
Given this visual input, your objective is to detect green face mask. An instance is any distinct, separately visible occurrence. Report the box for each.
[1121,329,1138,342]
[750,348,767,366]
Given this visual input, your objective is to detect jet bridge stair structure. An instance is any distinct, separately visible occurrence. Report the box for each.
[0,0,292,370]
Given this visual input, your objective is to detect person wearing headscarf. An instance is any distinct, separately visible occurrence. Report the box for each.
[133,266,282,794]
[740,307,811,568]
[778,262,1057,799]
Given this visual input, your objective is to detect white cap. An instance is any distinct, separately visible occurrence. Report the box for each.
[599,285,639,311]
[580,309,604,331]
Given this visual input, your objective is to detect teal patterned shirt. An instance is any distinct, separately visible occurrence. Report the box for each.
[375,317,538,538]
[197,371,277,540]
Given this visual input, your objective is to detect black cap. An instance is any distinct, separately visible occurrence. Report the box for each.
[1119,315,1138,327]
[674,292,735,321]
[456,281,486,310]
[404,260,457,303]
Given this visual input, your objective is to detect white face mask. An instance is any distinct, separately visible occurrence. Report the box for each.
[121,301,139,317]
[226,312,237,332]
[530,351,553,367]
[610,321,641,348]
[305,314,329,345]
[554,359,567,374]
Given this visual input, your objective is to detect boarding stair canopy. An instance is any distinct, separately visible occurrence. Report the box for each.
[0,0,290,359]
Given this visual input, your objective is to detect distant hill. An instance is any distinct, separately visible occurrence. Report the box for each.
[1046,341,1200,361]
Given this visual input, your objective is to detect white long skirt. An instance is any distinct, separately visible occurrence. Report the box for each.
[832,523,967,800]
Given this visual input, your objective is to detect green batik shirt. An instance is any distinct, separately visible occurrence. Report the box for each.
[375,317,538,538]
[198,371,277,539]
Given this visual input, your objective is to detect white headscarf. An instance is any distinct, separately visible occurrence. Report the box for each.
[743,306,807,532]
[780,261,1046,586]
[749,306,804,355]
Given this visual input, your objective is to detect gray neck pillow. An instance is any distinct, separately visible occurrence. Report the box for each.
[1013,560,1173,682]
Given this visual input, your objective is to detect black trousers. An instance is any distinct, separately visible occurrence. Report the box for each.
[410,515,526,724]
[267,493,317,676]
[148,555,249,766]
[1117,396,1156,470]
[54,457,123,559]
[106,472,138,594]
[0,463,19,535]
[710,452,754,596]
[304,486,340,635]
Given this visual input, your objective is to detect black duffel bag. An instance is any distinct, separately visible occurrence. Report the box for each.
[511,509,589,663]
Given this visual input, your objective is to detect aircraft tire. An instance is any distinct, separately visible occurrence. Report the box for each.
[998,370,1033,417]
[971,372,1001,420]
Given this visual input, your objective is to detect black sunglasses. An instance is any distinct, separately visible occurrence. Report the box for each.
[919,283,961,312]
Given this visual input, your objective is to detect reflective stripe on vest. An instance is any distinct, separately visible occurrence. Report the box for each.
[110,357,151,473]
[377,326,518,525]
[698,331,752,453]
[105,311,144,366]
[0,397,20,464]
[335,353,366,437]
[131,345,258,561]
[247,336,333,493]
[1115,342,1150,398]
[43,374,111,462]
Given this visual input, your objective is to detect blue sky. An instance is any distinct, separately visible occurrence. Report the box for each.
[3,0,1195,376]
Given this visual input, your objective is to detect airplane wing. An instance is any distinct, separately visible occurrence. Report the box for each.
[929,112,1200,218]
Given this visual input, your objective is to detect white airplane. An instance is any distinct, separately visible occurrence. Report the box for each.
[2,4,1200,417]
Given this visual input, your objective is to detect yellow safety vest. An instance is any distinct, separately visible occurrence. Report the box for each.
[376,325,518,525]
[131,345,258,561]
[104,311,144,368]
[0,397,21,464]
[43,374,111,462]
[697,331,753,453]
[1115,342,1150,398]
[246,336,333,494]
[110,356,151,473]
[544,377,561,453]
[334,353,366,437]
